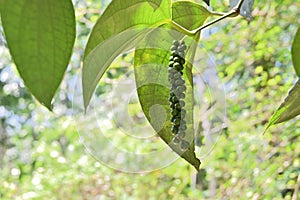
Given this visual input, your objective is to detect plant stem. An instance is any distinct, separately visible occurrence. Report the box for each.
[236,0,246,11]
[192,0,245,34]
[171,0,246,36]
[191,10,236,34]
[171,21,195,36]
[210,11,226,17]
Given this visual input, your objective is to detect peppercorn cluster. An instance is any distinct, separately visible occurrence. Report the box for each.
[168,40,190,151]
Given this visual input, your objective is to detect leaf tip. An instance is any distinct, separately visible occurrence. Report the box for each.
[193,160,201,172]
[83,95,90,114]
[43,101,53,112]
[262,124,270,135]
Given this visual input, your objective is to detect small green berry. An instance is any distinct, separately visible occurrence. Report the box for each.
[176,85,186,93]
[173,72,182,80]
[180,58,185,65]
[174,63,183,71]
[173,57,185,65]
[178,45,187,52]
[179,100,185,107]
[172,40,180,46]
[178,52,185,58]
[170,116,177,122]
[171,50,178,56]
[180,110,186,119]
[180,140,190,151]
[173,57,181,63]
[174,118,181,126]
[171,96,179,103]
[170,45,178,51]
[178,130,186,138]
[175,103,181,110]
[168,73,174,79]
[178,92,185,99]
[175,79,185,86]
[168,61,174,67]
[177,85,186,93]
[169,102,175,109]
[172,136,181,145]
[171,109,179,116]
[171,125,179,134]
[179,124,187,131]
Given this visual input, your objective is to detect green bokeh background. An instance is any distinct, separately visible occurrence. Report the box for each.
[0,0,300,199]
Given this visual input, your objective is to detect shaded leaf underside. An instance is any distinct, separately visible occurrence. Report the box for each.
[82,0,171,109]
[82,0,211,170]
[134,1,210,170]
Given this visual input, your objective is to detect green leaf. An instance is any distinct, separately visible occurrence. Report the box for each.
[0,0,75,110]
[172,1,211,30]
[264,27,300,132]
[133,2,210,170]
[292,27,300,77]
[134,33,200,171]
[82,0,171,109]
[265,79,300,131]
[0,0,4,12]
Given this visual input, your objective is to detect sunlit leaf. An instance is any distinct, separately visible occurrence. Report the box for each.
[82,0,171,109]
[0,0,76,110]
[266,79,300,131]
[292,27,300,77]
[172,1,211,30]
[0,0,4,12]
[134,2,210,170]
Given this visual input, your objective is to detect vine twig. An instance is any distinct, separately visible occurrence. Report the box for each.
[192,0,245,34]
[171,0,246,36]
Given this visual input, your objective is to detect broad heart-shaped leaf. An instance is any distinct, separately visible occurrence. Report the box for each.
[266,79,300,130]
[134,32,200,171]
[172,1,210,30]
[134,2,210,171]
[292,27,300,77]
[1,0,76,110]
[0,0,4,12]
[82,0,171,109]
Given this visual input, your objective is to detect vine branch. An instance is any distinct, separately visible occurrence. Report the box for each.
[171,0,246,36]
[192,0,245,34]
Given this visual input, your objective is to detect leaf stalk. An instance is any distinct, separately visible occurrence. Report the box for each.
[171,0,246,36]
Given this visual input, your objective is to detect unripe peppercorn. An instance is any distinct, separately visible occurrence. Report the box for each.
[168,40,188,146]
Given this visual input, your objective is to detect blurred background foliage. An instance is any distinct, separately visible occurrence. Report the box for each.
[0,0,300,199]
